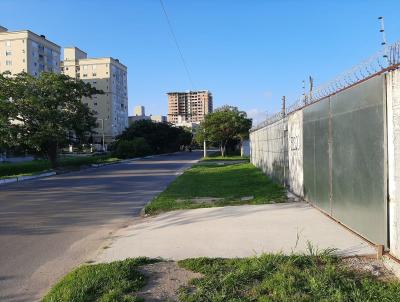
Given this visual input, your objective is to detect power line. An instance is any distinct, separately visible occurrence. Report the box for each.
[159,0,195,89]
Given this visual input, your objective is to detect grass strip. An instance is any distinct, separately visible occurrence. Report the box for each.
[202,155,250,161]
[42,258,158,302]
[179,253,400,301]
[145,162,285,215]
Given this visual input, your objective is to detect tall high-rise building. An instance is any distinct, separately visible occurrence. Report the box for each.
[167,90,213,124]
[61,47,128,144]
[0,26,61,76]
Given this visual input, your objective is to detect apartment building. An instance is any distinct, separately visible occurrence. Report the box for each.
[167,90,213,124]
[0,26,61,76]
[61,47,128,145]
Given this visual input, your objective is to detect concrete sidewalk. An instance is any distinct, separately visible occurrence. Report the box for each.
[97,202,376,262]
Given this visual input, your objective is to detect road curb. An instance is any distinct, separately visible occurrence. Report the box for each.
[139,156,202,217]
[89,151,182,169]
[0,171,56,186]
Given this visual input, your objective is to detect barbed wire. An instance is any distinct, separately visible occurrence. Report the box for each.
[251,41,400,132]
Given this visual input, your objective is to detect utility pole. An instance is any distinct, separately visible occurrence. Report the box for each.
[99,119,106,152]
[203,128,207,158]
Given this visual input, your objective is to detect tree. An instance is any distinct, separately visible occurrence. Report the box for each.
[114,138,152,159]
[201,106,252,157]
[0,72,101,168]
[116,119,192,154]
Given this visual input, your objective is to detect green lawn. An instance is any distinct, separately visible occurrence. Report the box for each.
[179,253,400,302]
[202,151,249,161]
[42,258,158,302]
[144,162,285,215]
[0,155,119,178]
[43,254,400,302]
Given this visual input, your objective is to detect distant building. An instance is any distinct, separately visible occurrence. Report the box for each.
[150,115,167,123]
[128,115,150,124]
[174,115,199,131]
[134,105,145,117]
[61,47,128,144]
[0,26,61,76]
[167,90,213,124]
[128,105,166,125]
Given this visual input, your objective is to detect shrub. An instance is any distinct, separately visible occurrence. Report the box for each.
[114,138,152,159]
[117,120,192,154]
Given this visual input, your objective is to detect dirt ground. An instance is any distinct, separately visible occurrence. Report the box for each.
[136,261,202,302]
[342,255,398,281]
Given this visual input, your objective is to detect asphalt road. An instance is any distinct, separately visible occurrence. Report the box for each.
[0,151,201,302]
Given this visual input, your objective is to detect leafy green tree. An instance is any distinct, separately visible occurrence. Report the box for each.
[0,72,101,168]
[194,123,206,146]
[114,138,152,159]
[201,106,252,157]
[116,119,192,154]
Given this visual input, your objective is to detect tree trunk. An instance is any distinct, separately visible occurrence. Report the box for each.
[47,143,59,169]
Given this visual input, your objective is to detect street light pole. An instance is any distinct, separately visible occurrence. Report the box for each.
[203,128,207,158]
[99,119,107,152]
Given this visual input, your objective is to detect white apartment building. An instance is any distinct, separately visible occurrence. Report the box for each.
[0,26,61,76]
[61,47,128,144]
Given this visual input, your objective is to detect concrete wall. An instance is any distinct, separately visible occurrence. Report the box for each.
[387,69,400,258]
[250,117,288,185]
[251,71,392,250]
[288,110,303,197]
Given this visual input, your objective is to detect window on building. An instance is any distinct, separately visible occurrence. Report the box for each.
[6,60,12,66]
[92,73,96,77]
[83,74,87,77]
[5,41,11,47]
[92,65,96,70]
[5,50,11,56]
[83,65,87,70]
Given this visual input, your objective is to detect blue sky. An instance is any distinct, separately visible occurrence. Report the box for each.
[1,0,399,124]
